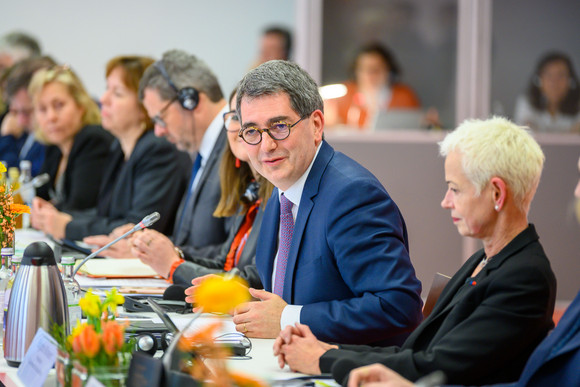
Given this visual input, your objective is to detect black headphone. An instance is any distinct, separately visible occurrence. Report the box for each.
[154,60,199,111]
[241,181,260,205]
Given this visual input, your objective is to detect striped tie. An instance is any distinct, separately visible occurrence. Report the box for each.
[273,194,294,297]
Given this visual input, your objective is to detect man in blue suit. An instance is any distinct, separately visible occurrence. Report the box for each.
[231,60,423,345]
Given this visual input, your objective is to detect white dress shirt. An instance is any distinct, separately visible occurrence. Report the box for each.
[189,104,228,192]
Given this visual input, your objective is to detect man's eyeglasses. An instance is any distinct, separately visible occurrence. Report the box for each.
[151,98,176,128]
[223,110,240,132]
[239,116,307,145]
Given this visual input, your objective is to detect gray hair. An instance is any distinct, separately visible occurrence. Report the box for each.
[138,49,223,102]
[236,60,323,120]
[0,31,41,61]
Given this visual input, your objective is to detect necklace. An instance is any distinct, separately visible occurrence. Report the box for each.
[480,255,489,267]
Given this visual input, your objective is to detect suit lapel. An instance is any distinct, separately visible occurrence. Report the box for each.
[189,129,226,211]
[174,129,226,244]
[422,226,540,328]
[258,189,280,291]
[282,142,334,302]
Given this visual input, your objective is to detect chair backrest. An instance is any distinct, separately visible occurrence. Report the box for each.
[423,272,452,319]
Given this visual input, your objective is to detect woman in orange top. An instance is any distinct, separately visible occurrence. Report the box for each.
[327,43,421,129]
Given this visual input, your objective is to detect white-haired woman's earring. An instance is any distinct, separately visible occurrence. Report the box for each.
[495,205,500,211]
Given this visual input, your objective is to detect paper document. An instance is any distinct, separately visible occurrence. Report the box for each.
[77,258,160,278]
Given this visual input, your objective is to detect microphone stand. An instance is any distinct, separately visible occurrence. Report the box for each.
[72,212,160,276]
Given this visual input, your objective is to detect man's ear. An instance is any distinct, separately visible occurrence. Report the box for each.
[311,109,324,144]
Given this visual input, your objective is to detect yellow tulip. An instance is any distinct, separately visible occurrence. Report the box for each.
[193,275,251,314]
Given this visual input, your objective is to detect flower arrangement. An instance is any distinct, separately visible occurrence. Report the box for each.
[1,162,30,248]
[53,288,131,387]
[176,274,265,387]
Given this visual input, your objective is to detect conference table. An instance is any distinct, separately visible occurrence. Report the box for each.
[0,230,320,386]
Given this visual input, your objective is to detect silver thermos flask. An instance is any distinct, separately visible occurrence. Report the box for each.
[4,242,68,367]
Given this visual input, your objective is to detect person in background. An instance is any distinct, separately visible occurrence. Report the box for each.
[0,31,41,117]
[135,89,272,289]
[253,26,292,67]
[275,117,556,386]
[342,157,580,387]
[514,52,580,133]
[230,60,422,345]
[0,56,55,174]
[28,65,113,214]
[85,50,230,262]
[30,56,190,240]
[325,42,421,130]
[0,31,41,76]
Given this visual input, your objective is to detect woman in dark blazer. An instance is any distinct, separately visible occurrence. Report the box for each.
[31,57,190,240]
[273,117,557,386]
[131,89,273,289]
[29,65,113,213]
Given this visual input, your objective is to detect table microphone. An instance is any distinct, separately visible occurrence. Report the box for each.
[72,211,161,276]
[12,173,50,195]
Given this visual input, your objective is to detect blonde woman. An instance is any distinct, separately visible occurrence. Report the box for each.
[29,65,113,214]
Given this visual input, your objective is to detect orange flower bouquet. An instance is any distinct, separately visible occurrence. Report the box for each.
[52,288,131,387]
[0,162,30,248]
[173,274,265,387]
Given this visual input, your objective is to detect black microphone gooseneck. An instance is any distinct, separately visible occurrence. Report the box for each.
[72,212,161,276]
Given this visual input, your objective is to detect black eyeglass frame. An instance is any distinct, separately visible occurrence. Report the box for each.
[238,115,308,145]
[151,97,177,128]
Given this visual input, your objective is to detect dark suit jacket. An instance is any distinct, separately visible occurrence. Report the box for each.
[494,290,580,387]
[256,141,423,346]
[37,125,114,212]
[64,130,191,239]
[0,132,45,176]
[323,225,557,386]
[172,128,230,258]
[172,205,264,289]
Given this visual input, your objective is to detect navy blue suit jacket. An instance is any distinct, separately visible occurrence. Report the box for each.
[256,141,423,346]
[495,290,580,387]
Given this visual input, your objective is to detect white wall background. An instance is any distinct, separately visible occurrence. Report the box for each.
[1,0,296,100]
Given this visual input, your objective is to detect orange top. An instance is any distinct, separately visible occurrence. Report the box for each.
[333,81,421,129]
[224,200,261,271]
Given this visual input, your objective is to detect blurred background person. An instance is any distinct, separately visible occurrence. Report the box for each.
[0,31,41,77]
[0,31,41,116]
[514,52,580,133]
[275,117,556,386]
[133,89,272,289]
[28,65,113,216]
[0,56,56,175]
[31,56,190,240]
[324,42,421,130]
[252,26,292,67]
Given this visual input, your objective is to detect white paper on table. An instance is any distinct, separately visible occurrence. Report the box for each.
[16,327,58,387]
[77,276,169,289]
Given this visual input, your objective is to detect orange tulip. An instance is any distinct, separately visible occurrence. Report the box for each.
[72,324,101,358]
[101,320,126,356]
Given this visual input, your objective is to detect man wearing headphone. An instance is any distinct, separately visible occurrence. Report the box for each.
[127,49,231,274]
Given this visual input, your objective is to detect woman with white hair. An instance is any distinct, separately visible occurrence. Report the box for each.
[273,117,557,386]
